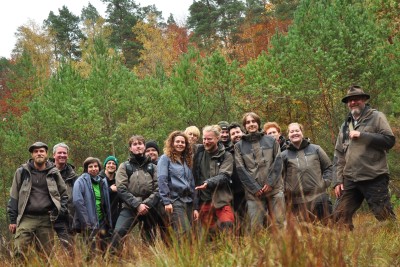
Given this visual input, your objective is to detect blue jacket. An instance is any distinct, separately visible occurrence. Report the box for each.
[72,173,112,231]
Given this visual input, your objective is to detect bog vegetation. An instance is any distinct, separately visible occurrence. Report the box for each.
[0,0,400,265]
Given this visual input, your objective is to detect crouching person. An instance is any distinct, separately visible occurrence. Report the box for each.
[72,157,112,255]
[193,125,235,236]
[111,135,166,254]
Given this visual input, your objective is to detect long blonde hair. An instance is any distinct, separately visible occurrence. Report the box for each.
[163,131,193,168]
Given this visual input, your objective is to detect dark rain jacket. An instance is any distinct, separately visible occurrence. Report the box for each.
[282,139,332,204]
[333,106,395,186]
[116,154,159,210]
[193,143,233,209]
[234,132,283,200]
[72,173,112,231]
[7,160,68,226]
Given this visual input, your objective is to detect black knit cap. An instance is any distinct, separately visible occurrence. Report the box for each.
[145,140,159,154]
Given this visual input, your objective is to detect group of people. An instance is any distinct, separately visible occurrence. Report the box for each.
[7,85,397,259]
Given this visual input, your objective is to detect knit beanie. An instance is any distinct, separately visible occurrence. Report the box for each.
[103,155,119,168]
[145,140,160,154]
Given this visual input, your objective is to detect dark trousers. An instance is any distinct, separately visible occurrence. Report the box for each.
[334,174,396,230]
[53,217,73,249]
[290,193,332,224]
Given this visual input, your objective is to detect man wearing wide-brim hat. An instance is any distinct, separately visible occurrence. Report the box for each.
[333,85,396,230]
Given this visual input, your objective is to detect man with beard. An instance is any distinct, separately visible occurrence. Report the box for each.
[193,125,234,234]
[217,121,232,148]
[333,85,396,230]
[227,122,246,233]
[99,156,121,231]
[8,142,68,258]
[235,112,285,231]
[52,143,78,249]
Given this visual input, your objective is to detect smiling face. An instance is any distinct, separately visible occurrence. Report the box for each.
[186,131,199,144]
[54,146,68,166]
[105,160,117,174]
[245,115,259,133]
[88,162,100,177]
[346,96,367,118]
[203,130,219,152]
[145,147,159,161]
[173,135,186,154]
[230,127,243,144]
[288,123,304,146]
[220,129,230,142]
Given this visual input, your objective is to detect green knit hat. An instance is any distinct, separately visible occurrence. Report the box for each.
[103,155,119,168]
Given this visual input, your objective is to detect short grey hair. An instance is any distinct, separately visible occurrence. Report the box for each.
[53,142,70,154]
[202,125,221,138]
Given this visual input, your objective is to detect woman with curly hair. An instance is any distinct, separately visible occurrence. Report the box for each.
[157,131,197,236]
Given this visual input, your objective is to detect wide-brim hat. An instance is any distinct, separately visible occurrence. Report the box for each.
[341,85,370,103]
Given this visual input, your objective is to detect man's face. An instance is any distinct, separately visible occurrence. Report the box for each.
[220,129,230,142]
[203,131,218,152]
[173,136,186,153]
[245,115,259,133]
[347,96,366,118]
[130,140,145,155]
[54,147,68,166]
[266,127,280,141]
[88,162,100,177]
[230,127,243,144]
[105,160,117,174]
[145,147,159,161]
[31,148,48,166]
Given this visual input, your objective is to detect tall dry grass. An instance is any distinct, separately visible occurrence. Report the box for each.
[2,207,399,266]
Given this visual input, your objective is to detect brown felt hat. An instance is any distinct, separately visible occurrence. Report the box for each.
[341,85,370,103]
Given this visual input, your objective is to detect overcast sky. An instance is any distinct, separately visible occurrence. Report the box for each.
[0,0,191,58]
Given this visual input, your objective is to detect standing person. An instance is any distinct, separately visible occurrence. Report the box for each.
[99,156,121,232]
[72,157,112,252]
[282,123,333,223]
[227,122,246,233]
[7,142,68,258]
[193,125,234,234]
[111,135,165,252]
[184,126,201,145]
[217,121,232,149]
[52,142,78,249]
[263,122,288,152]
[145,140,160,164]
[235,112,286,231]
[333,85,396,230]
[157,131,196,237]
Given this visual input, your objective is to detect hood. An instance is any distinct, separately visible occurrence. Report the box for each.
[287,138,310,151]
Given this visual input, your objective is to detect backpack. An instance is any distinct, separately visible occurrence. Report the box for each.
[17,167,30,190]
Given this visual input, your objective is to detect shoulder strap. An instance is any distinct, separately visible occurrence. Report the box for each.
[18,167,29,191]
[125,161,136,181]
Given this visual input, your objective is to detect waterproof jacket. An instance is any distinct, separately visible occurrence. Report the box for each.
[193,143,233,209]
[58,163,77,229]
[334,106,395,186]
[157,154,195,205]
[7,160,68,226]
[282,139,332,204]
[116,154,159,210]
[234,132,283,200]
[226,143,244,194]
[72,173,112,231]
[99,170,122,228]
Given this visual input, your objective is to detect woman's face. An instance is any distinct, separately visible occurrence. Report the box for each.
[288,124,303,145]
[186,131,198,144]
[173,136,186,153]
[88,162,100,177]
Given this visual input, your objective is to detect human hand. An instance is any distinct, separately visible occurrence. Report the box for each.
[335,184,344,198]
[137,203,149,216]
[195,183,208,190]
[9,224,16,234]
[110,184,117,192]
[349,130,361,139]
[165,204,173,214]
[262,184,273,194]
[193,210,199,221]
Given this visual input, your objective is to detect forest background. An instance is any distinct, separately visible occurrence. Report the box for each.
[0,0,400,238]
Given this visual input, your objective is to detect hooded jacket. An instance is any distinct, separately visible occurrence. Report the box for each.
[99,169,122,228]
[193,143,233,209]
[7,160,68,226]
[334,106,395,186]
[72,173,112,231]
[234,132,283,200]
[282,139,332,204]
[116,154,159,210]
